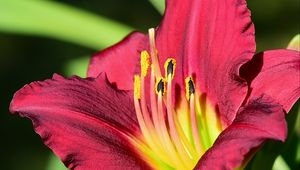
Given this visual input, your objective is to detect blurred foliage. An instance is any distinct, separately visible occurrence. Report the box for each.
[0,0,133,49]
[287,34,300,51]
[64,56,89,77]
[149,0,165,14]
[272,156,291,170]
[46,153,68,170]
[0,0,299,170]
[247,0,300,52]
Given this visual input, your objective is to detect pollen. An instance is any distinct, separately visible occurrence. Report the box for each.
[134,75,141,99]
[140,50,150,77]
[185,76,195,100]
[164,58,176,79]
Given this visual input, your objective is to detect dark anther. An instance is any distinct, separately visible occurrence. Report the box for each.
[188,78,195,94]
[157,79,165,94]
[167,60,174,75]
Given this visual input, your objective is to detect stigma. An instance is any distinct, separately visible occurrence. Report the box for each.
[132,28,222,170]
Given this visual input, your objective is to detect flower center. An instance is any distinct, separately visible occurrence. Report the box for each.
[132,28,222,170]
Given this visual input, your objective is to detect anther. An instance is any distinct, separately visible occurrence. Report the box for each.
[164,58,176,79]
[185,76,195,100]
[156,77,166,95]
[134,75,141,99]
[140,50,150,77]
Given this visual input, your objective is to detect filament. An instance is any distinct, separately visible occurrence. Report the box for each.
[190,93,202,155]
[157,91,187,169]
[166,74,194,168]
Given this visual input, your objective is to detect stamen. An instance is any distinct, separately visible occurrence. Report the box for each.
[134,28,222,169]
[139,56,175,163]
[148,28,162,77]
[164,58,176,79]
[134,75,173,166]
[164,59,196,156]
[185,76,202,154]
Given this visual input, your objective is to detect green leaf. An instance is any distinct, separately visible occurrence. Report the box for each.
[0,0,134,49]
[149,0,165,14]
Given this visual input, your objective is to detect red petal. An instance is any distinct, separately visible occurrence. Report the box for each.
[87,32,147,90]
[10,74,150,170]
[240,49,300,112]
[156,0,256,125]
[195,95,287,170]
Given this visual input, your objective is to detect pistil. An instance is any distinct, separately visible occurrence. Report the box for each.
[149,28,162,77]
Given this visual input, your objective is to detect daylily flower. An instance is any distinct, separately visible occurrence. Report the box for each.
[10,0,300,170]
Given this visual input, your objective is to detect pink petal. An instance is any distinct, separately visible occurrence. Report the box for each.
[240,49,300,113]
[87,32,147,90]
[195,95,287,170]
[156,0,256,125]
[10,74,150,170]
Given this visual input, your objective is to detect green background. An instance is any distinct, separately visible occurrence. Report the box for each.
[0,0,299,170]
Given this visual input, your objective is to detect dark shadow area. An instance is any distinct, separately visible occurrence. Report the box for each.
[239,53,264,85]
